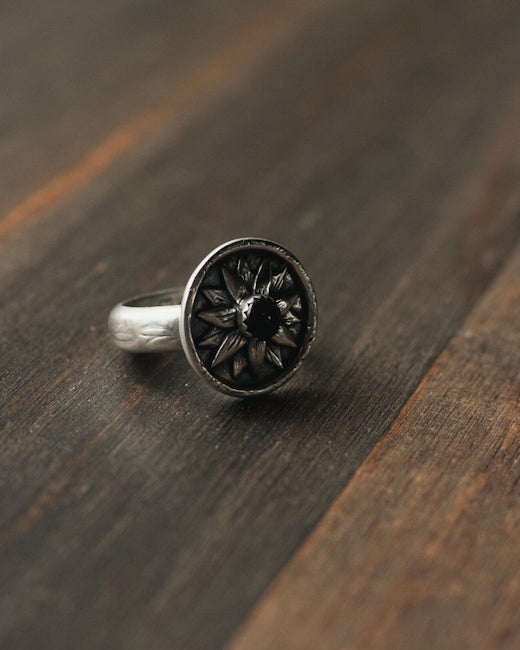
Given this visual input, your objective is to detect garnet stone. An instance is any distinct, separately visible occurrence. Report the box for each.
[239,296,281,340]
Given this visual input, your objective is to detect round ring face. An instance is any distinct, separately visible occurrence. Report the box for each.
[180,239,318,397]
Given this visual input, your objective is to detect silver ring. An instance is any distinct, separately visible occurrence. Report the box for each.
[108,238,318,397]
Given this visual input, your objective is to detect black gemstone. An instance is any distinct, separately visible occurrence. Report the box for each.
[244,297,281,340]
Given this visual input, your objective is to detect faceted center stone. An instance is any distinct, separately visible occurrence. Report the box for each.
[239,296,281,340]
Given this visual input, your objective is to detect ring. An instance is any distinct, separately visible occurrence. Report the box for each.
[108,238,318,397]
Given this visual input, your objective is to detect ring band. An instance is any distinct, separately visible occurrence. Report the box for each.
[108,238,318,397]
[108,289,184,352]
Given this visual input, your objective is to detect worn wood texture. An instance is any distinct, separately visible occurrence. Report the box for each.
[229,216,520,650]
[1,0,520,648]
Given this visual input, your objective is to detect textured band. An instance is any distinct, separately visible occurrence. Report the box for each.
[108,288,184,352]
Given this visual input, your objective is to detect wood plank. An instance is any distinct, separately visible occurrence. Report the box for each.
[1,0,520,648]
[228,177,520,650]
[0,0,306,237]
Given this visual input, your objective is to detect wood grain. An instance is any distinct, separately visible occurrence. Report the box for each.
[0,0,326,241]
[1,0,520,648]
[228,203,520,650]
[0,0,293,221]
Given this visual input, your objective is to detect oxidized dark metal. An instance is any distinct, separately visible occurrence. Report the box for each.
[109,238,318,397]
[181,239,317,396]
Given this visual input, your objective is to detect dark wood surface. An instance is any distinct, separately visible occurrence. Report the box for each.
[1,1,520,648]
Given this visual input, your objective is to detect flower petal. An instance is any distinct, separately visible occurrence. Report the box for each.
[270,266,287,293]
[253,259,271,295]
[222,267,247,302]
[266,344,284,369]
[233,349,248,378]
[202,288,232,306]
[248,339,266,374]
[198,307,236,328]
[271,324,297,348]
[237,257,254,287]
[198,327,226,347]
[211,331,248,367]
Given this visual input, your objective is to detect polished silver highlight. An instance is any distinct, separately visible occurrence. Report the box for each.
[108,239,317,397]
[108,289,183,353]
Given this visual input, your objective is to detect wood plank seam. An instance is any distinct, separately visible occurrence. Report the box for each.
[226,87,520,650]
[0,11,413,557]
[2,10,519,591]
[228,237,520,649]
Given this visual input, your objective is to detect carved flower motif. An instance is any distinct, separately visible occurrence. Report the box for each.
[197,257,302,378]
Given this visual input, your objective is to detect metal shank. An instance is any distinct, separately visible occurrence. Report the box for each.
[108,288,184,352]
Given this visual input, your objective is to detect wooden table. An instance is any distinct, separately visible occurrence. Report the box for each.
[2,1,520,648]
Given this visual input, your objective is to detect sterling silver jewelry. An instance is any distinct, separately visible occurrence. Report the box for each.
[108,238,318,397]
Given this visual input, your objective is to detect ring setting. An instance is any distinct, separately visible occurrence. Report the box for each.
[108,238,317,397]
